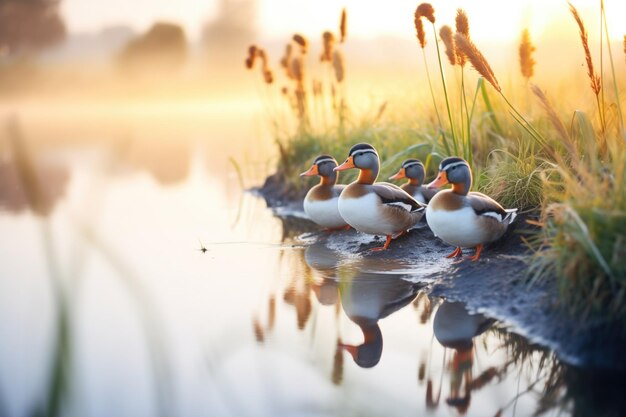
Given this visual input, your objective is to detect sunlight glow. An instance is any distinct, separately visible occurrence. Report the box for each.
[61,0,625,43]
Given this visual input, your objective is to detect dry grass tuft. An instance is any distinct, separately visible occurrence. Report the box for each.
[568,2,601,95]
[320,31,335,62]
[439,25,456,66]
[340,8,347,43]
[416,3,435,24]
[519,29,536,81]
[454,33,500,92]
[455,9,469,66]
[332,50,345,83]
[292,33,308,54]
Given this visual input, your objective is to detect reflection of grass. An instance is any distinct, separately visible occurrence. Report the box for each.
[248,3,625,321]
[6,119,173,417]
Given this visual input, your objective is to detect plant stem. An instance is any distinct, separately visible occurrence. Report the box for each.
[601,0,625,141]
[432,24,458,155]
[421,48,446,151]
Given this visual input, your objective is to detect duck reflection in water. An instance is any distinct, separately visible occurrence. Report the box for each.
[335,259,423,368]
[429,300,493,414]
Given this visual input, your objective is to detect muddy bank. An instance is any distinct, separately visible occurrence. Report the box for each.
[254,186,626,371]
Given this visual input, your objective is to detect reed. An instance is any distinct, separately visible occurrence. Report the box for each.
[519,29,536,82]
[568,2,605,135]
[340,8,347,43]
[293,33,308,54]
[415,3,458,156]
[439,26,456,66]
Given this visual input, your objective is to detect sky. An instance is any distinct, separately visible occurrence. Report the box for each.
[61,0,625,43]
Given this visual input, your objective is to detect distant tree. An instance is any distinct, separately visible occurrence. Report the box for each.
[117,22,187,74]
[0,0,66,56]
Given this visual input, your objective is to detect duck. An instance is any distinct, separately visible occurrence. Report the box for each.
[334,143,425,251]
[388,158,438,203]
[425,157,517,261]
[300,155,349,231]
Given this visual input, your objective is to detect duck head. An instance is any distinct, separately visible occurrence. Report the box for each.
[334,143,380,184]
[427,157,472,195]
[300,154,339,185]
[337,321,383,368]
[389,158,426,185]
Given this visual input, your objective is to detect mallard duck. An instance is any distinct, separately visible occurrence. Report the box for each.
[389,158,438,203]
[426,157,517,261]
[300,155,349,231]
[334,143,425,251]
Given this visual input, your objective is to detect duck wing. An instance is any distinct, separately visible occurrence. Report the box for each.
[467,192,517,223]
[372,182,425,213]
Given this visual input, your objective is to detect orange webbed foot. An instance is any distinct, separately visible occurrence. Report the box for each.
[445,247,463,259]
[467,244,484,261]
[369,235,392,252]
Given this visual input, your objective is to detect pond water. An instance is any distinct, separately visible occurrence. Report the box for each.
[0,101,621,417]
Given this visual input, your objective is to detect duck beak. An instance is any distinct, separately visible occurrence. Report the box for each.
[389,168,406,180]
[300,164,319,177]
[427,171,448,189]
[338,342,358,360]
[334,156,355,171]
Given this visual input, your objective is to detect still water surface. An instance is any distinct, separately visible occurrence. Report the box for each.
[0,102,617,417]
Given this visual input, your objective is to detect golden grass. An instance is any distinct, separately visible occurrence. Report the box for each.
[519,29,536,81]
[568,2,601,96]
[439,25,456,66]
[454,33,500,92]
[414,11,426,48]
[416,3,435,24]
[455,9,469,66]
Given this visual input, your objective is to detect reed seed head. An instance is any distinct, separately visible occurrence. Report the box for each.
[416,3,435,24]
[439,25,456,66]
[293,33,308,54]
[455,9,469,37]
[531,84,571,150]
[245,44,258,69]
[321,31,335,62]
[263,69,274,84]
[454,33,501,92]
[414,13,426,48]
[290,55,304,83]
[340,8,347,43]
[568,2,601,95]
[519,29,536,80]
[332,50,345,83]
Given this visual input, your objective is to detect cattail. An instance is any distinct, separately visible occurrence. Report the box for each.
[290,55,304,83]
[293,33,308,54]
[332,50,345,83]
[280,44,294,79]
[439,25,456,65]
[340,8,347,43]
[519,29,536,81]
[455,9,469,66]
[245,44,258,69]
[417,3,435,24]
[414,12,426,48]
[455,33,501,92]
[568,2,601,95]
[320,31,335,62]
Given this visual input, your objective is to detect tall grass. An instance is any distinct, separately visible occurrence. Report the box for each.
[246,3,626,318]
